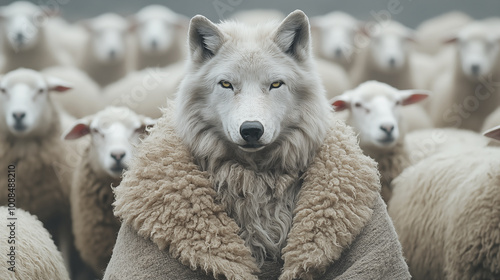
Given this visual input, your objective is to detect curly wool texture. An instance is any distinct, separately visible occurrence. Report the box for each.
[113,109,381,280]
[71,146,121,277]
[388,147,500,280]
[0,207,69,280]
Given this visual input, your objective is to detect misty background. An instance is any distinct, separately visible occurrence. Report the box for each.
[0,0,499,28]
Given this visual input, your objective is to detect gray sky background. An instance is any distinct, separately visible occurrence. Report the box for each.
[1,0,499,28]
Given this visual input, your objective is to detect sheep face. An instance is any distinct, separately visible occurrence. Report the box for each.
[367,21,414,72]
[331,81,429,151]
[0,1,47,51]
[64,107,156,179]
[312,13,359,65]
[136,19,175,54]
[84,13,129,63]
[0,69,71,137]
[446,22,500,79]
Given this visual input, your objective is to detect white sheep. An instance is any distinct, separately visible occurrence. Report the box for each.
[388,126,500,279]
[430,21,500,131]
[229,9,285,25]
[0,68,83,274]
[331,80,430,202]
[42,66,104,118]
[79,13,132,87]
[414,11,472,55]
[0,207,70,280]
[0,1,73,73]
[311,11,361,71]
[102,61,185,118]
[129,5,188,70]
[315,58,352,99]
[349,20,418,89]
[63,106,155,277]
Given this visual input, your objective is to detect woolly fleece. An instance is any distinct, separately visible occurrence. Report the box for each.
[110,108,387,280]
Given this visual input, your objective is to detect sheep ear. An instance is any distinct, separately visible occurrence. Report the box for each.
[46,77,72,93]
[399,90,431,106]
[188,15,224,63]
[484,125,500,141]
[330,95,351,111]
[274,10,311,62]
[63,118,92,140]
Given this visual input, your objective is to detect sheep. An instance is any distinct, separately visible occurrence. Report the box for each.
[0,1,73,73]
[0,207,70,280]
[229,9,285,25]
[331,80,430,202]
[79,13,132,87]
[42,66,104,118]
[414,11,472,55]
[387,126,500,279]
[102,61,185,118]
[62,106,155,277]
[311,11,361,71]
[430,21,500,131]
[129,5,188,70]
[349,20,417,89]
[0,68,82,275]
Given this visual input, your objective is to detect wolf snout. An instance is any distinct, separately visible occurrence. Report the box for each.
[240,121,264,143]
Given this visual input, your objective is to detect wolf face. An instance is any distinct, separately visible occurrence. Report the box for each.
[175,10,331,170]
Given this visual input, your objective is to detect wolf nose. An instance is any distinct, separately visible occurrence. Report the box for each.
[110,150,126,163]
[380,124,395,135]
[240,121,264,143]
[12,112,26,122]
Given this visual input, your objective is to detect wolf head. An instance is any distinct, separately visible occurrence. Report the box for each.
[175,10,331,171]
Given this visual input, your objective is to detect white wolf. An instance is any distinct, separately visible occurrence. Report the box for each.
[174,10,331,266]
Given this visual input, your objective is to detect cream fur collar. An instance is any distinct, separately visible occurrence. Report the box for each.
[113,111,380,280]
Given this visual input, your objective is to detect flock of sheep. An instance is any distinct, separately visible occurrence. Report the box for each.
[0,1,499,279]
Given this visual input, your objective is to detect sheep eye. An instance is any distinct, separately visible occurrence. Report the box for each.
[219,80,233,89]
[0,88,6,94]
[38,88,44,94]
[395,100,401,106]
[270,81,284,89]
[355,102,362,108]
[91,128,102,136]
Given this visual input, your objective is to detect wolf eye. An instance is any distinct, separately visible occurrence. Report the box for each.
[219,80,233,89]
[270,81,284,89]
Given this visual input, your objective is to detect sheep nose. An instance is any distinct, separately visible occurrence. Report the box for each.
[110,150,126,162]
[240,121,264,143]
[151,39,158,49]
[389,58,396,67]
[380,124,395,135]
[16,32,24,42]
[335,48,343,58]
[12,112,26,122]
[109,49,116,59]
[471,64,480,76]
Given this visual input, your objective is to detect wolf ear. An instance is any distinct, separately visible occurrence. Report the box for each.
[274,10,311,62]
[188,15,224,63]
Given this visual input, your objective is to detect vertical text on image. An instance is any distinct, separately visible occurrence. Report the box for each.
[6,164,16,273]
